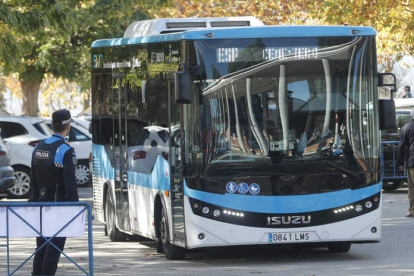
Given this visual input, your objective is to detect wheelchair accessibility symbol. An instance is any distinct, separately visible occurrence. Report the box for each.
[238,182,248,194]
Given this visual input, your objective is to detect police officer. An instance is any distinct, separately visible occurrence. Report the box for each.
[397,107,414,218]
[29,109,79,276]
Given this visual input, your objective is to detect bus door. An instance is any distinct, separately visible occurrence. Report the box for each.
[112,73,130,231]
[168,75,186,247]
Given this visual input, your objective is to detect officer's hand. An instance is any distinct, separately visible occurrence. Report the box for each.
[399,165,405,171]
[65,141,71,146]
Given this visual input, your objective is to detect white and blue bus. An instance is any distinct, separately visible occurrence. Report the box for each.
[91,17,396,259]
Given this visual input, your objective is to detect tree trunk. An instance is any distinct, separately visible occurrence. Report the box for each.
[20,79,41,116]
[83,90,90,110]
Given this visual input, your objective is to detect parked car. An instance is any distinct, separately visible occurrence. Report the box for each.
[72,116,90,130]
[0,116,51,198]
[127,126,169,174]
[43,118,92,186]
[381,110,411,191]
[0,130,16,191]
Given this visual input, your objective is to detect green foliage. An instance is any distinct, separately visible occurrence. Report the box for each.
[154,0,414,69]
[0,0,170,115]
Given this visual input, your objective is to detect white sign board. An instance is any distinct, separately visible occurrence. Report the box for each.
[0,206,85,238]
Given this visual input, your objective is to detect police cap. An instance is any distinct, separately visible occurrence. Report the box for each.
[52,109,73,125]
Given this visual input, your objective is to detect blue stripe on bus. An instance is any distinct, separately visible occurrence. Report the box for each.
[93,144,381,213]
[92,26,376,48]
[92,144,115,180]
[184,181,382,214]
[128,156,170,191]
[92,144,170,191]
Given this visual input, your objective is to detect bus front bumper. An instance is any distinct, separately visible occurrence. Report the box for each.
[184,196,381,249]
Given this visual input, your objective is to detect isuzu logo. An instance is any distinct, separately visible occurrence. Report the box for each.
[267,215,312,225]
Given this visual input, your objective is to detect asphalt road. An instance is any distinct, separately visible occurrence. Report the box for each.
[1,187,414,276]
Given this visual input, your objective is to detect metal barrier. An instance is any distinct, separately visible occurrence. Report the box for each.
[0,201,93,276]
[381,141,407,180]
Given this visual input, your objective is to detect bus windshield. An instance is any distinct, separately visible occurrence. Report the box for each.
[188,36,380,184]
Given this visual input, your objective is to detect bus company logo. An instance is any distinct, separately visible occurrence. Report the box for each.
[267,215,312,225]
[237,182,248,194]
[226,182,237,194]
[249,183,260,195]
[35,150,50,159]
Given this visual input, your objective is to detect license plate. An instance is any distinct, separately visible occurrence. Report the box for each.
[269,232,313,243]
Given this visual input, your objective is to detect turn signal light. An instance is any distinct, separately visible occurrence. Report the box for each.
[132,151,146,160]
[28,140,41,147]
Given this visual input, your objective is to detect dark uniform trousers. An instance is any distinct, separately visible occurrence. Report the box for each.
[30,134,78,276]
[33,237,66,275]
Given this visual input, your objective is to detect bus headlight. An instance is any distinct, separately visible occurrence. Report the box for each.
[202,207,210,215]
[213,209,221,217]
[365,201,373,208]
[355,205,363,212]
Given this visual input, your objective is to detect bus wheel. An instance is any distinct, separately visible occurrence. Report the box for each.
[328,242,351,253]
[158,205,186,260]
[382,181,405,191]
[105,189,127,242]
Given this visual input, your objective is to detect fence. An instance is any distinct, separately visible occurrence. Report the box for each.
[0,201,93,276]
[381,141,407,181]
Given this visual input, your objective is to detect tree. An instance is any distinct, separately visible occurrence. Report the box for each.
[0,0,168,116]
[152,0,414,72]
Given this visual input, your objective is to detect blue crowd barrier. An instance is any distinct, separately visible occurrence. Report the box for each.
[381,141,407,181]
[0,201,94,276]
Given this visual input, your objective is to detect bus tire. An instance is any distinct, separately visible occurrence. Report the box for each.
[105,188,127,242]
[328,242,351,253]
[158,205,186,260]
[382,181,404,191]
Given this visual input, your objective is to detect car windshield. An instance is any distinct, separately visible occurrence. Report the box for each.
[33,122,52,136]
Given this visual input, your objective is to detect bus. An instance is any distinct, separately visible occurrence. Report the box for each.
[91,17,396,259]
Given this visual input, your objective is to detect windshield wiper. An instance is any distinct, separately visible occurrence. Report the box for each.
[305,160,359,178]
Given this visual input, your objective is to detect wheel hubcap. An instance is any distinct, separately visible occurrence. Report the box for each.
[160,213,167,244]
[107,196,114,232]
[75,164,90,185]
[9,171,30,196]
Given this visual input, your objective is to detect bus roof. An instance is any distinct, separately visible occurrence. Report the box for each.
[91,25,376,48]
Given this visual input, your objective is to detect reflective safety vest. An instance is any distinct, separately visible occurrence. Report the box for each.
[32,134,73,201]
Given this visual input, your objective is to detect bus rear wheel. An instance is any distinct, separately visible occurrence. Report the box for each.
[328,242,351,253]
[105,189,127,242]
[158,205,186,260]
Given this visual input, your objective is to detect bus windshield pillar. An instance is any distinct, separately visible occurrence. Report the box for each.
[278,64,289,155]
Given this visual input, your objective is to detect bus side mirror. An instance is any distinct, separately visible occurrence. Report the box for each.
[379,99,396,130]
[175,71,192,104]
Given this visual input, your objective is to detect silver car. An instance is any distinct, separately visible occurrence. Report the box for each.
[0,131,15,191]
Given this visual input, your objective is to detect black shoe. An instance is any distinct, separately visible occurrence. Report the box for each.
[406,213,414,217]
[31,273,42,275]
